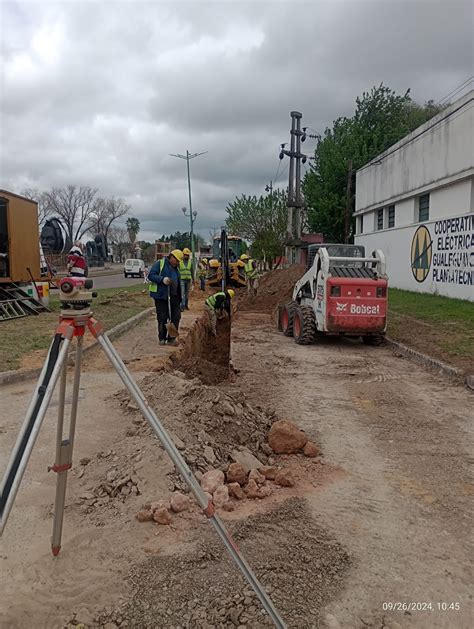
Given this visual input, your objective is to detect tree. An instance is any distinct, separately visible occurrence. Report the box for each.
[87,196,129,242]
[126,217,140,244]
[137,240,155,264]
[303,84,445,242]
[109,226,132,262]
[166,230,205,251]
[42,185,98,245]
[21,188,51,227]
[225,188,288,265]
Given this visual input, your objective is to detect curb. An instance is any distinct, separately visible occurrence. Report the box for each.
[385,336,473,390]
[0,307,155,387]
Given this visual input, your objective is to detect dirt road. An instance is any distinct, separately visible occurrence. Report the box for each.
[0,293,472,628]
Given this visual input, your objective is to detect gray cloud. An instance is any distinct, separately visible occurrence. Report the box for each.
[1,0,472,242]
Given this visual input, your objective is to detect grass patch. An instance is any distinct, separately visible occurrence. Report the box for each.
[0,284,151,372]
[388,288,474,371]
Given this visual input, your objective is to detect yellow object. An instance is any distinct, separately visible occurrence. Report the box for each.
[170,249,184,262]
[240,253,249,261]
[227,289,235,298]
[182,247,191,255]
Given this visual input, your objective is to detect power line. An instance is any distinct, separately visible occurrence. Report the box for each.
[436,76,473,105]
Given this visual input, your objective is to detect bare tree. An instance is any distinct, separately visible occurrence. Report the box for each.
[43,185,98,245]
[87,196,130,241]
[109,226,132,263]
[21,188,50,227]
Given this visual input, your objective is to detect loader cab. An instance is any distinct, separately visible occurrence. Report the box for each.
[307,244,365,270]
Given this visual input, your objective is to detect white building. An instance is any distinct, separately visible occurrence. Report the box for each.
[354,91,473,301]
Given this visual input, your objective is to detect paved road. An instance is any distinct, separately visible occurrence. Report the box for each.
[90,273,145,290]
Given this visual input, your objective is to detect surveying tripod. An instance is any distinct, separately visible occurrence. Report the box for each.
[0,277,286,629]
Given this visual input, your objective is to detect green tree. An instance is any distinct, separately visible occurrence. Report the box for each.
[126,217,140,244]
[303,84,444,242]
[225,188,288,266]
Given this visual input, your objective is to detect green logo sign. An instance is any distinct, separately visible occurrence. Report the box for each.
[411,225,433,282]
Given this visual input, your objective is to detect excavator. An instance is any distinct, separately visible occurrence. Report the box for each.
[206,229,247,288]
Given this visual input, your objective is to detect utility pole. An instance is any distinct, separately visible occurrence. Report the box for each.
[344,159,353,244]
[279,111,307,262]
[169,149,207,271]
[265,180,273,211]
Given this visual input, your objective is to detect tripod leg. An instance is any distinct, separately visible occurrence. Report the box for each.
[51,335,84,556]
[94,331,287,629]
[0,333,72,536]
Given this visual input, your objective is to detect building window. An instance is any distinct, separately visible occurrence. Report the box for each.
[418,194,430,222]
[377,208,384,230]
[358,214,364,234]
[388,205,395,228]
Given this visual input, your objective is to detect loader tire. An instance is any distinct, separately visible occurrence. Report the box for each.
[293,306,316,345]
[281,301,298,336]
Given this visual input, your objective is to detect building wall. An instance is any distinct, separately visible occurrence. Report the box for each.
[354,92,474,301]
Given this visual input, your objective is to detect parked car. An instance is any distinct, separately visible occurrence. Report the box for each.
[124,258,145,278]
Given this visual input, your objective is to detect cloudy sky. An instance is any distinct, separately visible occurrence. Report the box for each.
[1,0,472,242]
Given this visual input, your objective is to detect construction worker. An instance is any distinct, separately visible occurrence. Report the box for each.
[197,257,208,291]
[240,253,259,297]
[179,247,193,311]
[148,250,183,345]
[205,289,235,336]
[67,242,88,277]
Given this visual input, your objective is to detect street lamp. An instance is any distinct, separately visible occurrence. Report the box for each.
[182,206,198,267]
[169,149,207,271]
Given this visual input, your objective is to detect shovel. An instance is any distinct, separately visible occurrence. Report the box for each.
[165,285,179,338]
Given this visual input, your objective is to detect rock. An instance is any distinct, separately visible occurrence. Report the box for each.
[222,501,235,512]
[260,443,273,456]
[213,485,229,508]
[258,465,277,480]
[303,441,319,458]
[80,491,96,500]
[153,506,172,525]
[106,469,119,483]
[170,492,190,513]
[248,469,265,485]
[230,448,262,473]
[80,457,90,466]
[226,463,247,486]
[268,420,307,454]
[245,479,260,499]
[228,482,245,500]
[257,484,272,499]
[203,446,216,465]
[127,401,138,412]
[170,432,185,450]
[136,509,153,522]
[149,500,170,512]
[201,469,225,494]
[274,469,295,487]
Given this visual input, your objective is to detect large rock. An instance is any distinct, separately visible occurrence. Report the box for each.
[170,491,190,513]
[259,465,277,480]
[245,479,260,499]
[248,469,266,485]
[201,469,225,494]
[274,469,296,487]
[226,463,247,486]
[153,506,172,525]
[230,448,263,473]
[228,482,245,500]
[213,485,229,508]
[135,509,153,522]
[257,484,272,499]
[268,420,307,454]
[303,441,319,458]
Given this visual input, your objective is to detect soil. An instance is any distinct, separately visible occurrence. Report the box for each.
[1,271,472,629]
[237,265,304,313]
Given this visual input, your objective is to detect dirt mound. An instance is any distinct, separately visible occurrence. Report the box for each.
[238,265,305,313]
[118,371,275,474]
[171,356,229,385]
[95,498,350,628]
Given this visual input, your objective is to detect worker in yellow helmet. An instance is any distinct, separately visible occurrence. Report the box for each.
[148,249,184,345]
[179,247,193,311]
[240,253,259,297]
[205,289,235,336]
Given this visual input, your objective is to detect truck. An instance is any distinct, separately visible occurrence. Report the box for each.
[278,244,388,345]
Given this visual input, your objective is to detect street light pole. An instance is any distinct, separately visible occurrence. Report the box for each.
[170,149,207,272]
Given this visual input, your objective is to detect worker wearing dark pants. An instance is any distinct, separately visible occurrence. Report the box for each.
[148,250,184,345]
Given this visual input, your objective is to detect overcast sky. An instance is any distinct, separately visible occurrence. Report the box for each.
[1,0,472,242]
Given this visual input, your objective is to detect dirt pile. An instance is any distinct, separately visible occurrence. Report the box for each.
[118,371,275,474]
[238,265,305,313]
[94,498,350,628]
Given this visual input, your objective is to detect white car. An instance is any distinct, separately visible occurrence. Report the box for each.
[124,258,145,278]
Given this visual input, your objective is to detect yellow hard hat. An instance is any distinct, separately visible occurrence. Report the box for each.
[240,254,249,260]
[170,249,184,262]
[183,248,191,255]
[227,289,235,298]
